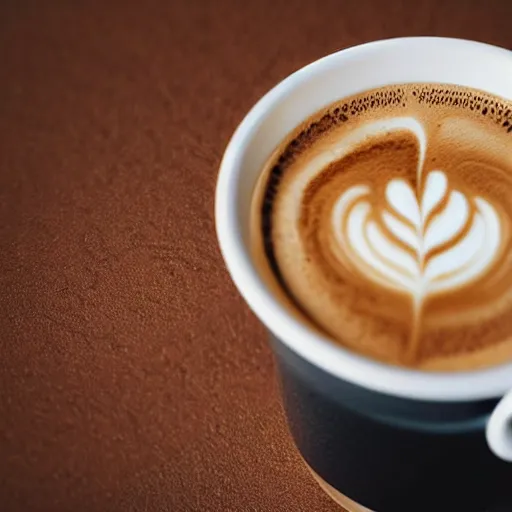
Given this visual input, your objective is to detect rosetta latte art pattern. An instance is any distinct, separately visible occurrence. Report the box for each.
[329,119,503,357]
[333,171,500,297]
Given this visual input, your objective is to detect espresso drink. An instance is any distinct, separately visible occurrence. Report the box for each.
[252,84,512,371]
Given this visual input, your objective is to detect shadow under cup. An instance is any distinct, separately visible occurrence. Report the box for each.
[216,38,512,512]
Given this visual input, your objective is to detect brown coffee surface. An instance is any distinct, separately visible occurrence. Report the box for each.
[254,84,512,370]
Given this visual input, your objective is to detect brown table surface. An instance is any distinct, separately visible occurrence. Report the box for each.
[1,1,512,511]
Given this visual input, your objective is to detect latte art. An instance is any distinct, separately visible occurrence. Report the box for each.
[253,84,512,370]
[334,168,502,357]
[335,171,501,300]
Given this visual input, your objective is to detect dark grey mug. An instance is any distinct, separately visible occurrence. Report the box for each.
[216,38,512,512]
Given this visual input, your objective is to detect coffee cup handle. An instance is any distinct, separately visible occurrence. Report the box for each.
[486,388,512,462]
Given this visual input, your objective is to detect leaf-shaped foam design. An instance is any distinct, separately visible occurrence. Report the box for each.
[321,116,504,358]
[332,169,501,305]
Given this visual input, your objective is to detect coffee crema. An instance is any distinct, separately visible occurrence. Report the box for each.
[252,84,512,371]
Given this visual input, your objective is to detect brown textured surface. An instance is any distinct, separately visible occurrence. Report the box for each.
[1,1,512,511]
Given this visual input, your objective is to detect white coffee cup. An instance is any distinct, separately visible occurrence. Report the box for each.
[216,37,512,511]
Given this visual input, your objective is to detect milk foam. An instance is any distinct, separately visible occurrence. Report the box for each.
[255,84,512,369]
[331,119,502,308]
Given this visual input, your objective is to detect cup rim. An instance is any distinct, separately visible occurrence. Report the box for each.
[215,36,512,402]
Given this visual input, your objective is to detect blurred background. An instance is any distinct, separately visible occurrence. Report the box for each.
[1,1,511,511]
